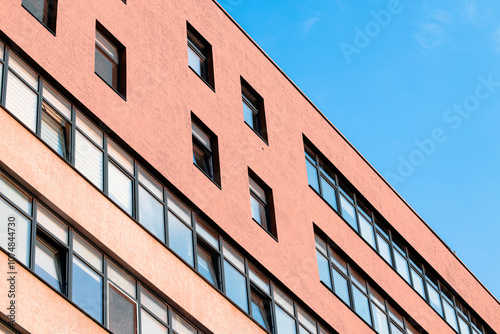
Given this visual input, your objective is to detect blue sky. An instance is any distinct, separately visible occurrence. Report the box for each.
[218,0,500,299]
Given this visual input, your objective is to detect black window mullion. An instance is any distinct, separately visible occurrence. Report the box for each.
[164,188,169,249]
[365,283,375,329]
[219,235,225,294]
[133,162,139,220]
[137,282,142,334]
[352,193,361,232]
[314,155,323,198]
[345,263,355,310]
[69,105,76,165]
[0,46,8,106]
[103,135,109,195]
[167,307,173,334]
[192,211,199,273]
[29,199,38,271]
[333,174,342,216]
[269,284,277,334]
[35,76,43,136]
[103,256,109,328]
[244,259,252,316]
[293,302,300,334]
[325,242,336,295]
[67,227,74,300]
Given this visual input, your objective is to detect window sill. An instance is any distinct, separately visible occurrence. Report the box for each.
[193,163,221,189]
[244,121,269,146]
[94,72,127,101]
[188,66,215,92]
[22,5,57,36]
[252,218,278,242]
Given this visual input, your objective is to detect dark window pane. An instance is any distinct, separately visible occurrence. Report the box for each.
[275,306,297,334]
[95,49,118,89]
[352,286,371,325]
[251,293,270,330]
[72,257,103,323]
[316,250,331,288]
[109,285,137,334]
[139,186,165,242]
[35,238,62,292]
[168,211,194,266]
[193,145,211,177]
[320,177,337,210]
[339,196,357,231]
[41,103,68,158]
[223,260,248,312]
[394,251,410,283]
[250,195,267,228]
[197,246,217,285]
[306,159,319,192]
[332,269,350,305]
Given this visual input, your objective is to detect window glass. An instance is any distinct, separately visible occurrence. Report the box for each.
[193,146,210,176]
[140,287,168,322]
[0,173,32,214]
[139,186,165,242]
[352,286,371,325]
[405,322,419,334]
[320,177,337,210]
[372,304,390,334]
[370,288,385,310]
[0,42,4,60]
[35,238,62,292]
[95,48,118,89]
[350,269,367,293]
[108,140,134,174]
[249,264,270,294]
[458,316,471,334]
[73,233,102,272]
[141,309,167,334]
[275,306,297,334]
[273,286,294,315]
[0,63,3,98]
[37,205,67,245]
[191,123,211,150]
[188,44,203,77]
[316,250,331,288]
[306,159,319,192]
[139,166,163,200]
[6,70,38,131]
[224,260,248,312]
[339,195,357,230]
[167,192,191,226]
[376,234,392,264]
[390,323,404,334]
[42,81,71,119]
[172,312,196,334]
[394,251,410,283]
[0,198,31,265]
[168,211,194,266]
[410,269,425,298]
[319,162,336,185]
[108,161,133,214]
[8,53,38,89]
[75,131,103,189]
[251,293,270,330]
[108,285,136,334]
[76,111,103,148]
[388,304,404,328]
[96,31,118,62]
[72,257,103,323]
[197,245,217,285]
[329,248,348,275]
[107,261,136,298]
[427,283,443,315]
[195,217,218,249]
[250,195,267,227]
[358,213,375,248]
[249,177,266,202]
[243,99,255,129]
[315,235,327,255]
[222,241,245,272]
[443,298,458,331]
[332,269,350,305]
[298,307,316,334]
[41,103,68,158]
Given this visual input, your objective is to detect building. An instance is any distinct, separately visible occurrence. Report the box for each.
[0,0,498,333]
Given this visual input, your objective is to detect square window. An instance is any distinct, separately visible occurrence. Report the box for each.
[249,171,276,238]
[95,24,126,97]
[22,0,58,33]
[241,78,267,141]
[191,115,220,185]
[187,23,214,88]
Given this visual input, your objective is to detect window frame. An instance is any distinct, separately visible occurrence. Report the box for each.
[95,22,126,98]
[241,77,268,142]
[248,170,277,239]
[21,0,58,34]
[191,114,221,186]
[187,23,214,89]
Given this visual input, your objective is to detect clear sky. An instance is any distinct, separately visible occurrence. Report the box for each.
[218,0,500,300]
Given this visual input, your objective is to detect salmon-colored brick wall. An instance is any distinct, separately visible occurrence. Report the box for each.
[0,0,498,333]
